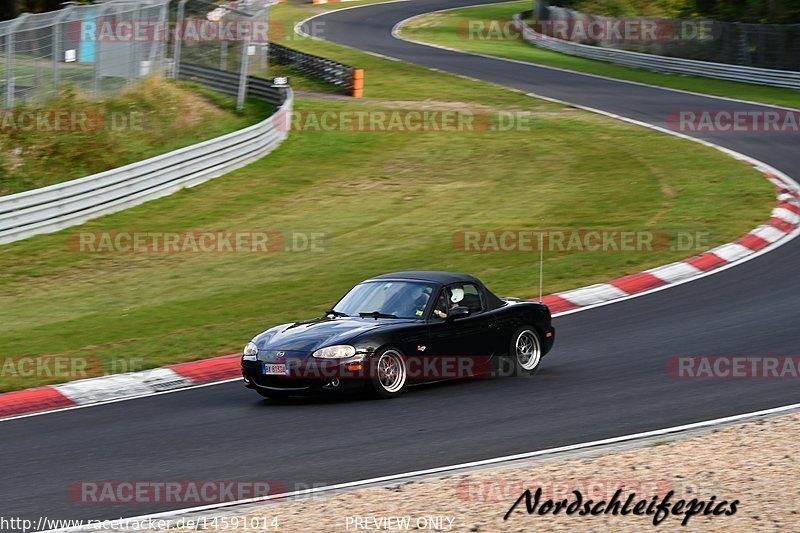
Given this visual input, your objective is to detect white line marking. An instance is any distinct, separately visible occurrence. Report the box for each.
[48,400,800,532]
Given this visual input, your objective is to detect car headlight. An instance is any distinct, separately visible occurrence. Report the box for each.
[242,341,259,361]
[312,345,356,359]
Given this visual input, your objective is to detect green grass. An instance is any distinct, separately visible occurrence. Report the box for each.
[0,1,775,392]
[399,1,800,110]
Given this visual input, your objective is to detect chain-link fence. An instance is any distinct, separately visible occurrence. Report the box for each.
[171,0,273,109]
[540,4,800,71]
[0,0,274,109]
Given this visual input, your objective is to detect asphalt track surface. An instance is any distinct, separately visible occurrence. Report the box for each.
[2,0,800,527]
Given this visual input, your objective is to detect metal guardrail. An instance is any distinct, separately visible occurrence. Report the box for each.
[0,67,292,246]
[178,63,285,102]
[268,42,364,97]
[513,13,800,90]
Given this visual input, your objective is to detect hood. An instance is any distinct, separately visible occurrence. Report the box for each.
[253,316,407,353]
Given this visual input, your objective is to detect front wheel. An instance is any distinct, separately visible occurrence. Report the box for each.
[511,327,543,376]
[367,348,408,399]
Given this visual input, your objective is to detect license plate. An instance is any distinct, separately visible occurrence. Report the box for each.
[262,363,286,376]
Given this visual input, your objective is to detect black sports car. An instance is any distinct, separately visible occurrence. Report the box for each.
[241,271,555,399]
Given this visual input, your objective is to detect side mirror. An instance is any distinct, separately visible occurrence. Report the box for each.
[448,306,470,321]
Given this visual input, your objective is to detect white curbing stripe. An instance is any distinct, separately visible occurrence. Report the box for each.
[645,262,702,284]
[709,243,754,263]
[773,207,800,225]
[751,225,787,243]
[54,368,190,405]
[558,283,628,307]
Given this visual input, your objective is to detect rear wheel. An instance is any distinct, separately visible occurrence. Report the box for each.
[511,327,542,376]
[367,348,408,399]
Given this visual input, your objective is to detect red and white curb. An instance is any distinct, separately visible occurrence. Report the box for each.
[1,165,798,421]
[542,166,800,314]
[0,354,240,420]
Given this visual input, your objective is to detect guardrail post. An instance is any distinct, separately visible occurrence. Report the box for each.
[351,69,364,98]
[172,0,190,79]
[92,4,109,98]
[4,13,29,108]
[52,6,78,95]
[236,26,253,111]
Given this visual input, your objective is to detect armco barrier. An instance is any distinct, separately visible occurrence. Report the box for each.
[0,68,293,246]
[267,42,364,97]
[513,13,800,90]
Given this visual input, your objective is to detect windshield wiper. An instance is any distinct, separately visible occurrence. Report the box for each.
[359,311,398,319]
[325,309,349,318]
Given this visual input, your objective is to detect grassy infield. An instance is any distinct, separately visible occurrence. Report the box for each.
[0,1,780,391]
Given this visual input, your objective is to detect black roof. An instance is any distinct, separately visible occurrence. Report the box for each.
[371,271,481,285]
[370,271,507,310]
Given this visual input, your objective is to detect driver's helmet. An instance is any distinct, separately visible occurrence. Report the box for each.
[450,287,465,305]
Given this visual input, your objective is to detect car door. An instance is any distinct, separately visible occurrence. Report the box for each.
[424,283,497,380]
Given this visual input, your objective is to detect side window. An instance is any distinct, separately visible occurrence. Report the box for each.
[432,289,449,320]
[448,283,484,314]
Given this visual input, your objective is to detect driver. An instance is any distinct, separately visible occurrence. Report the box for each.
[433,287,465,319]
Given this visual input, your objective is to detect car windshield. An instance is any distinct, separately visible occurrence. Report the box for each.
[333,281,436,319]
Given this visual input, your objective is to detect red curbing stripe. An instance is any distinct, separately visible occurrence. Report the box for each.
[0,387,75,419]
[737,233,771,252]
[683,253,728,272]
[609,272,667,295]
[170,353,242,384]
[540,295,579,313]
[777,201,800,216]
[768,217,796,233]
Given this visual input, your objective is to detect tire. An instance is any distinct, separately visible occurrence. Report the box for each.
[510,327,543,376]
[367,348,408,399]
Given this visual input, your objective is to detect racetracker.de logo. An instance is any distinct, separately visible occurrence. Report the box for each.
[68,19,278,43]
[456,18,713,43]
[457,479,672,503]
[668,110,800,133]
[0,110,142,134]
[668,356,800,378]
[452,230,712,253]
[272,109,537,133]
[69,481,286,504]
[68,231,326,254]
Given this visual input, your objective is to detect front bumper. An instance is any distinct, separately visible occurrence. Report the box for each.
[241,358,367,394]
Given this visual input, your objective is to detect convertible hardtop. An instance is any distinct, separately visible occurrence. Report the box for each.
[370,271,508,311]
